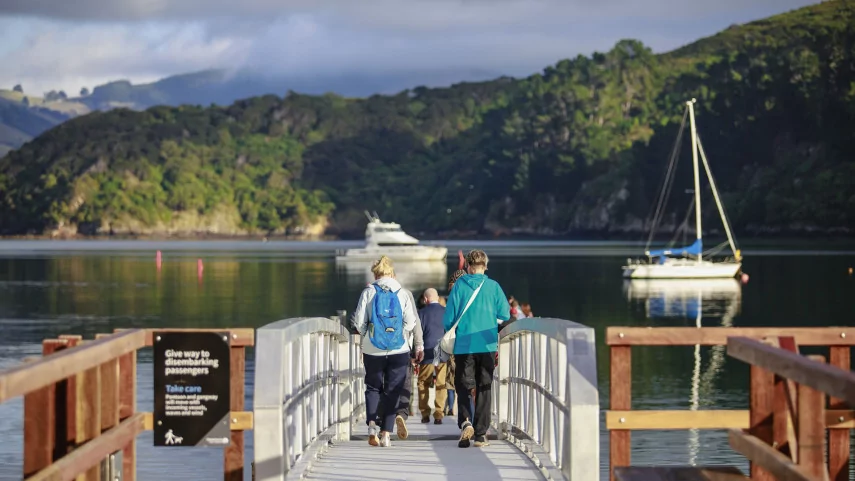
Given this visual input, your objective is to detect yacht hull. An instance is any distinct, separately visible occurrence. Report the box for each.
[336,246,448,262]
[622,260,741,279]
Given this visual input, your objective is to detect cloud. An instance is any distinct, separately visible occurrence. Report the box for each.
[0,0,820,25]
[0,0,821,97]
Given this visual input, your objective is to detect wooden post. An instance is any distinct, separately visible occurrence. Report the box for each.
[748,364,775,480]
[609,345,631,481]
[58,335,82,457]
[23,339,67,477]
[828,346,850,481]
[96,334,121,434]
[225,344,245,481]
[771,337,799,461]
[118,349,137,481]
[798,355,827,480]
[76,363,102,481]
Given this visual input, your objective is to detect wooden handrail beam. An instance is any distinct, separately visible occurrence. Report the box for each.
[24,413,145,481]
[140,411,253,431]
[727,337,855,406]
[607,327,855,346]
[728,429,815,481]
[0,330,147,403]
[604,409,855,430]
[138,328,255,347]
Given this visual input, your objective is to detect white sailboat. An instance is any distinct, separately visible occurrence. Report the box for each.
[623,99,742,279]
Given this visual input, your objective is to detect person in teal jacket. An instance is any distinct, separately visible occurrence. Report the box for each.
[443,249,510,448]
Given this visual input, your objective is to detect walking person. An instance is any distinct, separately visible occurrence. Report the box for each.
[445,355,456,416]
[352,256,424,447]
[417,288,447,424]
[443,269,465,416]
[443,249,510,448]
[393,317,424,428]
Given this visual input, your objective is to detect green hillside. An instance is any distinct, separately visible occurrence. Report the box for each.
[0,94,78,157]
[1,1,853,237]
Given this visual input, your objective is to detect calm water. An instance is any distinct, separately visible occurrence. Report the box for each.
[0,239,854,480]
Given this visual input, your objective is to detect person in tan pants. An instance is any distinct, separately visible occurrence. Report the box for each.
[417,288,448,423]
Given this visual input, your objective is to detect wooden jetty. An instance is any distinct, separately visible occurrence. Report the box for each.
[0,328,253,481]
[606,326,855,481]
[1,321,853,480]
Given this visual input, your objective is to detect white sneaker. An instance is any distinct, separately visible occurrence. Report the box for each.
[379,432,392,447]
[395,415,408,439]
[458,420,474,448]
[368,422,379,446]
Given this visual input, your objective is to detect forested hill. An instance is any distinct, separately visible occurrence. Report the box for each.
[1,1,853,238]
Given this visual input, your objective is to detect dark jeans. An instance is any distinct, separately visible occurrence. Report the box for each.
[364,352,410,432]
[454,352,495,437]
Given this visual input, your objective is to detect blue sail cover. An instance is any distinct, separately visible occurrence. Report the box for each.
[646,239,703,259]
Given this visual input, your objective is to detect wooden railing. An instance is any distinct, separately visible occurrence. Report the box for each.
[605,327,854,481]
[726,335,855,480]
[0,328,254,481]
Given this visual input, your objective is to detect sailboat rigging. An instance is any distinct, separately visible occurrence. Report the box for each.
[623,99,742,279]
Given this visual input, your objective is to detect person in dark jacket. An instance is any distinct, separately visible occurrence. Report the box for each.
[417,288,447,423]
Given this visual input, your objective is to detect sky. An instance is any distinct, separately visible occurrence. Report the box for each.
[0,0,821,97]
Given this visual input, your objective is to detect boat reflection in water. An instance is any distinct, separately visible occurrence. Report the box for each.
[623,278,742,324]
[623,278,742,466]
[336,259,449,293]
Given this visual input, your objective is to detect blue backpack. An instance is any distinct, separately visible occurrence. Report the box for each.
[368,284,405,350]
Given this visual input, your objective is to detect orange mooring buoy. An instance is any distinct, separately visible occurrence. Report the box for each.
[156,250,162,270]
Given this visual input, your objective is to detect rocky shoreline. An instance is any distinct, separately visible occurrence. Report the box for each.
[2,225,854,243]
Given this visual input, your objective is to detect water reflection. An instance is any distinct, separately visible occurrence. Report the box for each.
[623,279,741,323]
[623,278,742,466]
[336,259,448,293]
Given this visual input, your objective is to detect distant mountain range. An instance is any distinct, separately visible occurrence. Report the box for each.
[0,67,504,156]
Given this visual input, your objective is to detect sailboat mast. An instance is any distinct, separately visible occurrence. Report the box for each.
[687,99,702,263]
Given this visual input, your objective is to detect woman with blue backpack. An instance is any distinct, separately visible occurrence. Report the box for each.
[351,255,424,447]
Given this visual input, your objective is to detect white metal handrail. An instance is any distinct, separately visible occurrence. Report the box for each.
[494,317,599,481]
[253,317,365,481]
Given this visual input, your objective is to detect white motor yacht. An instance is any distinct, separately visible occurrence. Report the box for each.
[335,212,448,261]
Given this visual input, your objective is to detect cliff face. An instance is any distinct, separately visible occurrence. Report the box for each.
[1,1,854,239]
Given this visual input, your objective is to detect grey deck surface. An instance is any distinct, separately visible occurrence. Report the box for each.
[307,417,545,480]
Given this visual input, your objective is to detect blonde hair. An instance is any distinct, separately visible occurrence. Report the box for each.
[466,249,488,267]
[371,255,395,279]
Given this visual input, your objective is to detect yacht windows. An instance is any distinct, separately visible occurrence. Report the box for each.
[373,227,403,233]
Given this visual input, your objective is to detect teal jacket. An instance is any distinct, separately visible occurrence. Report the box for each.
[443,273,511,354]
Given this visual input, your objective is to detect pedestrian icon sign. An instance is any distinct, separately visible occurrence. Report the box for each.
[164,429,183,445]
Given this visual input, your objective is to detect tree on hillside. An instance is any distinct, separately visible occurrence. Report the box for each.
[13,84,23,93]
[80,87,89,97]
[44,90,68,101]
[22,96,29,106]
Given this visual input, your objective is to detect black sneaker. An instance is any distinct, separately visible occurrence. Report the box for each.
[473,435,490,447]
[458,421,474,448]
